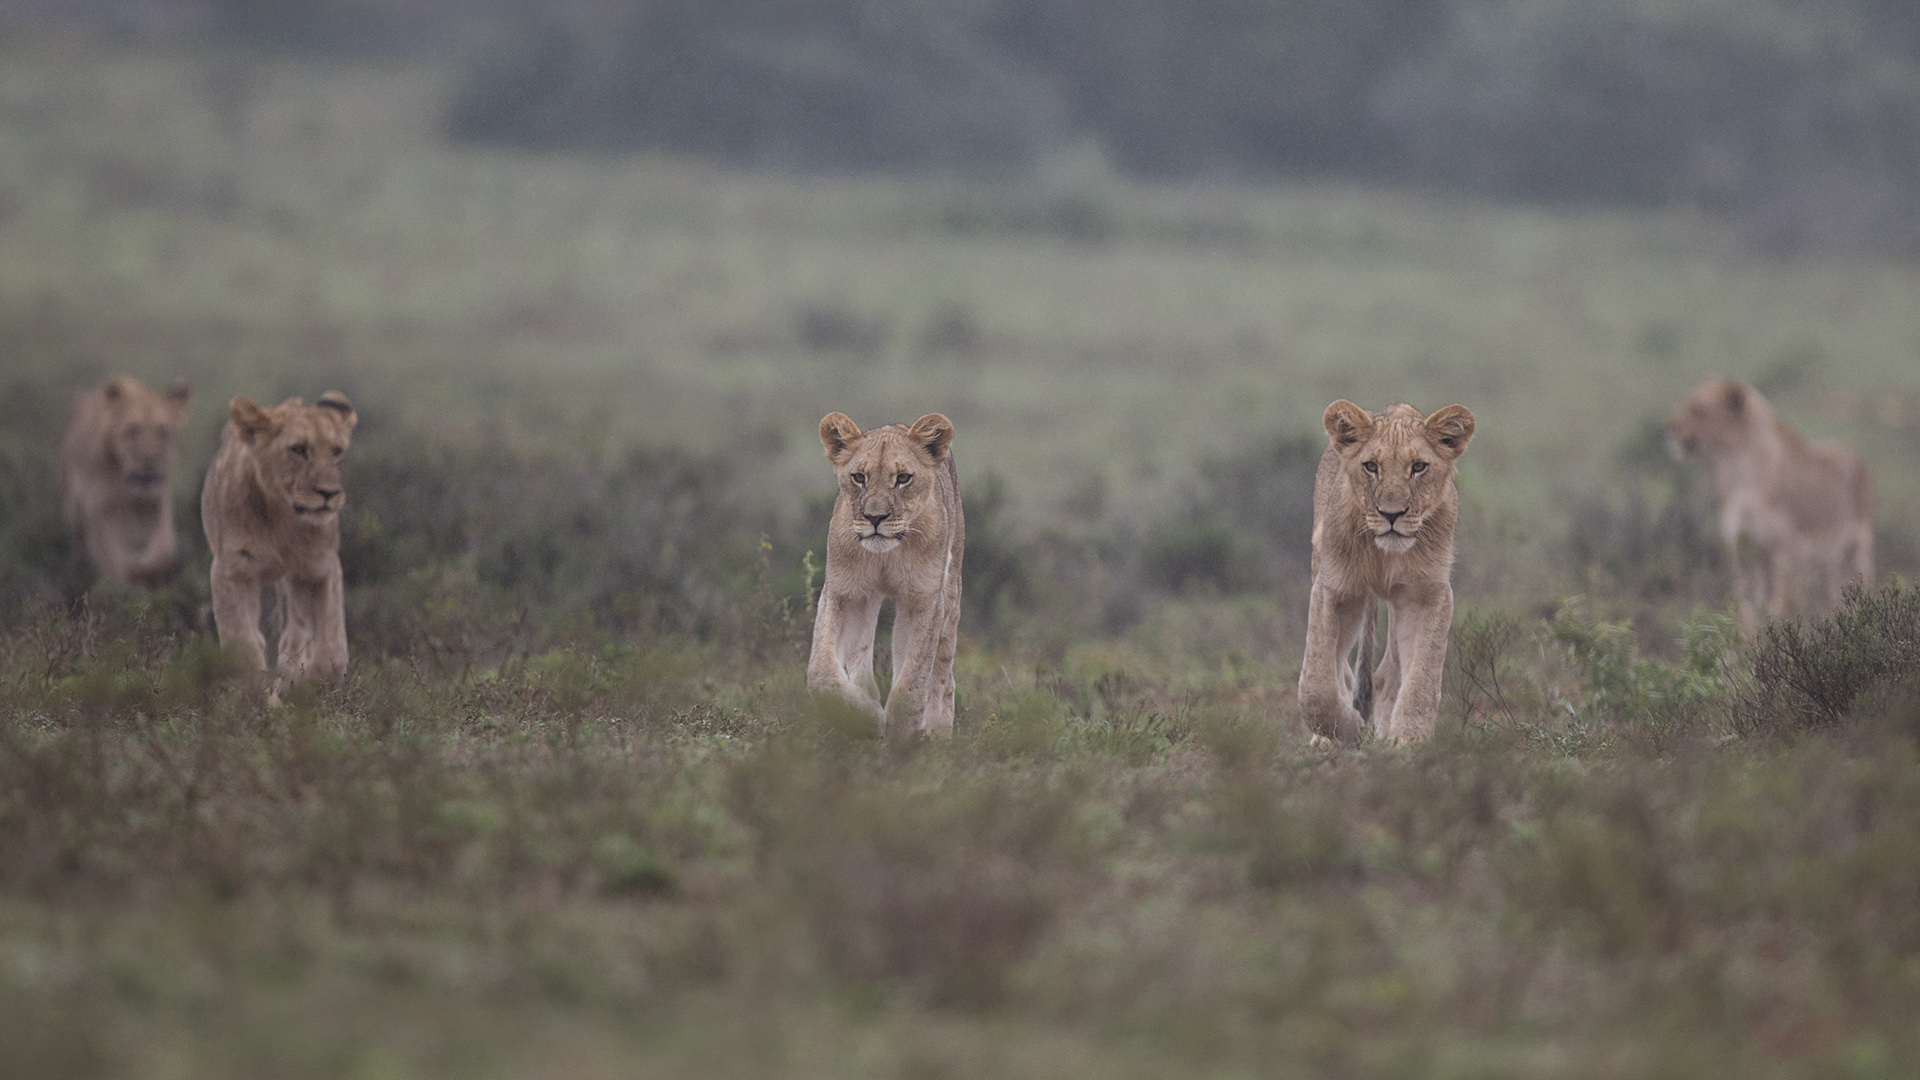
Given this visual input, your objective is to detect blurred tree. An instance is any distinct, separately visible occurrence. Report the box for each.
[439,0,1920,253]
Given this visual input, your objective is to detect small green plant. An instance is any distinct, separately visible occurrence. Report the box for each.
[1551,602,1743,734]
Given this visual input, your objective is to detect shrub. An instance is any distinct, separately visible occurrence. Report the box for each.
[1741,582,1920,733]
[1141,516,1259,595]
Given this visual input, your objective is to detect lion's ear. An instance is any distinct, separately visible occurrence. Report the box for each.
[1323,400,1372,449]
[820,412,862,465]
[1425,405,1475,459]
[230,396,274,445]
[317,390,357,429]
[1721,380,1746,414]
[908,413,954,463]
[100,378,126,403]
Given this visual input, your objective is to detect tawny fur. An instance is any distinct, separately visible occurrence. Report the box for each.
[1666,377,1873,633]
[807,412,965,738]
[1299,400,1474,746]
[61,376,192,587]
[201,392,357,701]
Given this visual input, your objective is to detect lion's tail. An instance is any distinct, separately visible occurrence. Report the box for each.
[1352,598,1375,723]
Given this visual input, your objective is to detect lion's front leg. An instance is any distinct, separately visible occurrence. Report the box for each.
[1729,533,1769,635]
[808,590,885,717]
[283,558,348,685]
[1299,580,1370,744]
[1382,583,1452,744]
[127,501,180,587]
[209,555,269,675]
[884,588,947,738]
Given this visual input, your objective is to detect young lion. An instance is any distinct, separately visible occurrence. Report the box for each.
[1299,401,1475,745]
[808,412,965,738]
[201,392,357,699]
[60,376,192,587]
[1666,376,1873,632]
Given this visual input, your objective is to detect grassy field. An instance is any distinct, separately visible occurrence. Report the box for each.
[6,24,1920,1079]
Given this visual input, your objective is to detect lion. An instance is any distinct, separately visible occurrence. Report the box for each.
[807,412,965,738]
[60,376,193,587]
[200,392,357,699]
[1298,400,1475,745]
[1665,376,1872,632]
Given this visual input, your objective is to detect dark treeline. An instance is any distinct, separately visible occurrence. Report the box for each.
[434,0,1920,252]
[42,0,1920,250]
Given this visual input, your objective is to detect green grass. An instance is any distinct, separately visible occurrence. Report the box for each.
[6,590,1920,1078]
[7,24,1920,1078]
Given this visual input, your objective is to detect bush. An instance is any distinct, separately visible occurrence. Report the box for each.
[1136,432,1321,596]
[1741,582,1920,732]
[1141,516,1259,594]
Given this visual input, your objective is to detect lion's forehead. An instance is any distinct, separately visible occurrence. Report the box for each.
[268,410,349,447]
[1358,417,1439,460]
[843,432,927,474]
[112,396,180,429]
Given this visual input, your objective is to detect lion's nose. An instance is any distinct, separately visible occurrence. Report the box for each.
[864,512,889,529]
[315,486,342,503]
[1379,509,1405,527]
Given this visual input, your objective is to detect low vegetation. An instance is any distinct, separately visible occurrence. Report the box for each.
[4,583,1920,1077]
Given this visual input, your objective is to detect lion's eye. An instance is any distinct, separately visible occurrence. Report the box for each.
[1362,461,1378,475]
[1411,461,1428,475]
[851,472,866,486]
[290,444,309,460]
[895,472,912,486]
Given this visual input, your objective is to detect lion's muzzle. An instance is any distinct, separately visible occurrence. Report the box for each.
[1372,509,1419,552]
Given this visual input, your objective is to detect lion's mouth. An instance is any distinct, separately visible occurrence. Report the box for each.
[294,503,338,519]
[126,470,163,489]
[858,535,902,553]
[1372,521,1418,552]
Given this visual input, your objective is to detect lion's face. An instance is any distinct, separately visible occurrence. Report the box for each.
[1666,377,1754,459]
[231,392,357,525]
[101,377,190,494]
[820,412,955,554]
[1324,401,1474,554]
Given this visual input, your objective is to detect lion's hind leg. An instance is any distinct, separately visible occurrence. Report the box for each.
[926,548,963,738]
[1370,603,1403,742]
[1351,598,1374,725]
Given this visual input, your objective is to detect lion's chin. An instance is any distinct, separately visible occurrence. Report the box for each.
[858,536,902,554]
[1373,533,1416,554]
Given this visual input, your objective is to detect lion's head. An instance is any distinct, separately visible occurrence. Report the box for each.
[100,377,191,495]
[819,412,955,554]
[230,392,357,525]
[1323,400,1474,554]
[1666,377,1759,459]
